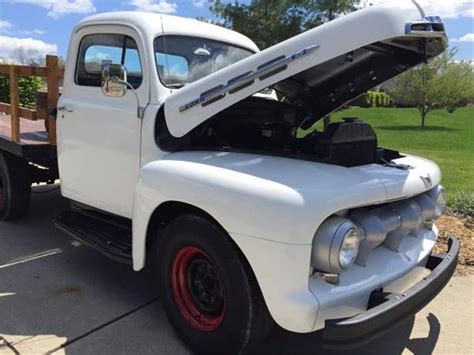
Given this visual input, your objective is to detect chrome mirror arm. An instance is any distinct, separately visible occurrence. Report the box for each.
[118,78,145,119]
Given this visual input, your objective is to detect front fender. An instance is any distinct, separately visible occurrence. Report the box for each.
[131,154,387,332]
[131,166,321,332]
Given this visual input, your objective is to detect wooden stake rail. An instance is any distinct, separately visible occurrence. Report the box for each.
[0,55,64,145]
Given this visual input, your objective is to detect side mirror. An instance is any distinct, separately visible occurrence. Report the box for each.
[102,64,127,97]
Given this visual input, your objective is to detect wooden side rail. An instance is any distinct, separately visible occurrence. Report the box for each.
[0,103,48,120]
[0,55,64,145]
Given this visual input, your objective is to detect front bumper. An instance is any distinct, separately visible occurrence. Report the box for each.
[322,237,459,349]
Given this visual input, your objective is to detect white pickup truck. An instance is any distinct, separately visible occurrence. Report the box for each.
[0,1,459,354]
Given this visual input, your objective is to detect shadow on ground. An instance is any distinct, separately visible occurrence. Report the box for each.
[262,313,440,355]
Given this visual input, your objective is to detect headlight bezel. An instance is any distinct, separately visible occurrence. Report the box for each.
[312,216,361,274]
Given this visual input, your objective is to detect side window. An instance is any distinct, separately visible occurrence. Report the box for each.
[76,34,143,89]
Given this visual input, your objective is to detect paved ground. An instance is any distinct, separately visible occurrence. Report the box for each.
[0,187,473,355]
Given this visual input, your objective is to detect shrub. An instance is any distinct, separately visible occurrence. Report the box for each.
[0,75,44,109]
[451,191,474,216]
[347,91,393,108]
[368,91,377,107]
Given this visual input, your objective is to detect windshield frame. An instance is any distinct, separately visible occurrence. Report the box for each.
[153,35,256,89]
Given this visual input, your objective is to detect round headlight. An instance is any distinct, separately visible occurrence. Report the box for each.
[338,228,360,270]
[433,186,446,218]
[311,216,361,273]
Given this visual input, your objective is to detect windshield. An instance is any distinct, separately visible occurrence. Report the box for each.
[154,35,254,88]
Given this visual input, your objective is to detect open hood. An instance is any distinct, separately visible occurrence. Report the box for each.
[164,1,447,138]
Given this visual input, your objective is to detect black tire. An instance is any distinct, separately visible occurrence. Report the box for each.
[155,214,273,355]
[0,152,31,220]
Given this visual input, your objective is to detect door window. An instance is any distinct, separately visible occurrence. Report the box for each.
[76,34,143,88]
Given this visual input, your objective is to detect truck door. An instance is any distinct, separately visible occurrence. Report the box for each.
[57,26,149,218]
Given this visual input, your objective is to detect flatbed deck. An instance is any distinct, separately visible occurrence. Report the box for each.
[0,114,49,144]
[0,114,55,160]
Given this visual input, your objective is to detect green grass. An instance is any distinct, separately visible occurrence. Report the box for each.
[303,107,474,204]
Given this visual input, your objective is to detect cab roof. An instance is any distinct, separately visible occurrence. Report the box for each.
[76,11,259,53]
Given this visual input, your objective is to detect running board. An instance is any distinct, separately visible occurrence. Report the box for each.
[54,210,132,264]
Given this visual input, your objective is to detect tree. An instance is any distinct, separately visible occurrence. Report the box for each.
[387,49,473,127]
[436,58,474,113]
[210,0,360,49]
[11,47,45,66]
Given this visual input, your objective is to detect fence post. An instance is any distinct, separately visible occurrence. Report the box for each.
[46,55,58,145]
[9,66,20,143]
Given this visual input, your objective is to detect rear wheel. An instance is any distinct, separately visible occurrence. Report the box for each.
[0,152,31,220]
[155,214,273,355]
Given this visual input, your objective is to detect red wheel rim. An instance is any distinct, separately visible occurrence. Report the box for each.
[171,246,225,331]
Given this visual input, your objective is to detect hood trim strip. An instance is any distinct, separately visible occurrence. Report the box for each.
[178,44,320,113]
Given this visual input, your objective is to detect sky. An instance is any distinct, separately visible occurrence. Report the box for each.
[0,0,473,62]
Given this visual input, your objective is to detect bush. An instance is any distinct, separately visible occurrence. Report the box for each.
[349,91,392,108]
[0,75,44,109]
[451,191,474,216]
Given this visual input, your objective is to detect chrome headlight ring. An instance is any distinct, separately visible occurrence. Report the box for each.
[311,216,361,274]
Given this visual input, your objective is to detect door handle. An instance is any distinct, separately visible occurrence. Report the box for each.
[57,105,74,113]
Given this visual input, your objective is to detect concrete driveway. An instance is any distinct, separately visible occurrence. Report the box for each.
[0,187,472,355]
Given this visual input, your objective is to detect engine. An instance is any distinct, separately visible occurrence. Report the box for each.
[299,118,378,167]
[169,97,398,167]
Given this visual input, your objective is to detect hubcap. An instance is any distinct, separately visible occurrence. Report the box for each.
[171,246,225,331]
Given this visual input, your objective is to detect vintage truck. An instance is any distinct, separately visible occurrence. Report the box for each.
[0,1,459,354]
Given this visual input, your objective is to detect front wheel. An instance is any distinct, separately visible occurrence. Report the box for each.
[155,215,273,355]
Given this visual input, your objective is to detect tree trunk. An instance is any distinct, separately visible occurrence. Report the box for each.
[418,105,427,128]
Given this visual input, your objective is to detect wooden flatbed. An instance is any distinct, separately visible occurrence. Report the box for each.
[0,55,61,162]
[0,114,54,161]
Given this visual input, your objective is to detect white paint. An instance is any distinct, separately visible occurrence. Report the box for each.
[58,24,149,218]
[58,2,450,333]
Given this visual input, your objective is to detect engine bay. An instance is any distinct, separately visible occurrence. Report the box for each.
[155,36,449,167]
[157,96,402,167]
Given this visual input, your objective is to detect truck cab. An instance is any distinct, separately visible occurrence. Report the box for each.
[4,3,459,354]
[57,13,259,218]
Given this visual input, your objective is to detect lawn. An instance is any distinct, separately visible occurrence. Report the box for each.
[312,107,473,204]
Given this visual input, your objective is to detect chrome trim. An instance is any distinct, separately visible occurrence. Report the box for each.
[312,185,444,274]
[178,44,320,113]
[311,216,359,274]
[405,16,445,37]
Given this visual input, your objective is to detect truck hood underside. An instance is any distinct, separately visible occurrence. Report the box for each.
[163,2,447,138]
